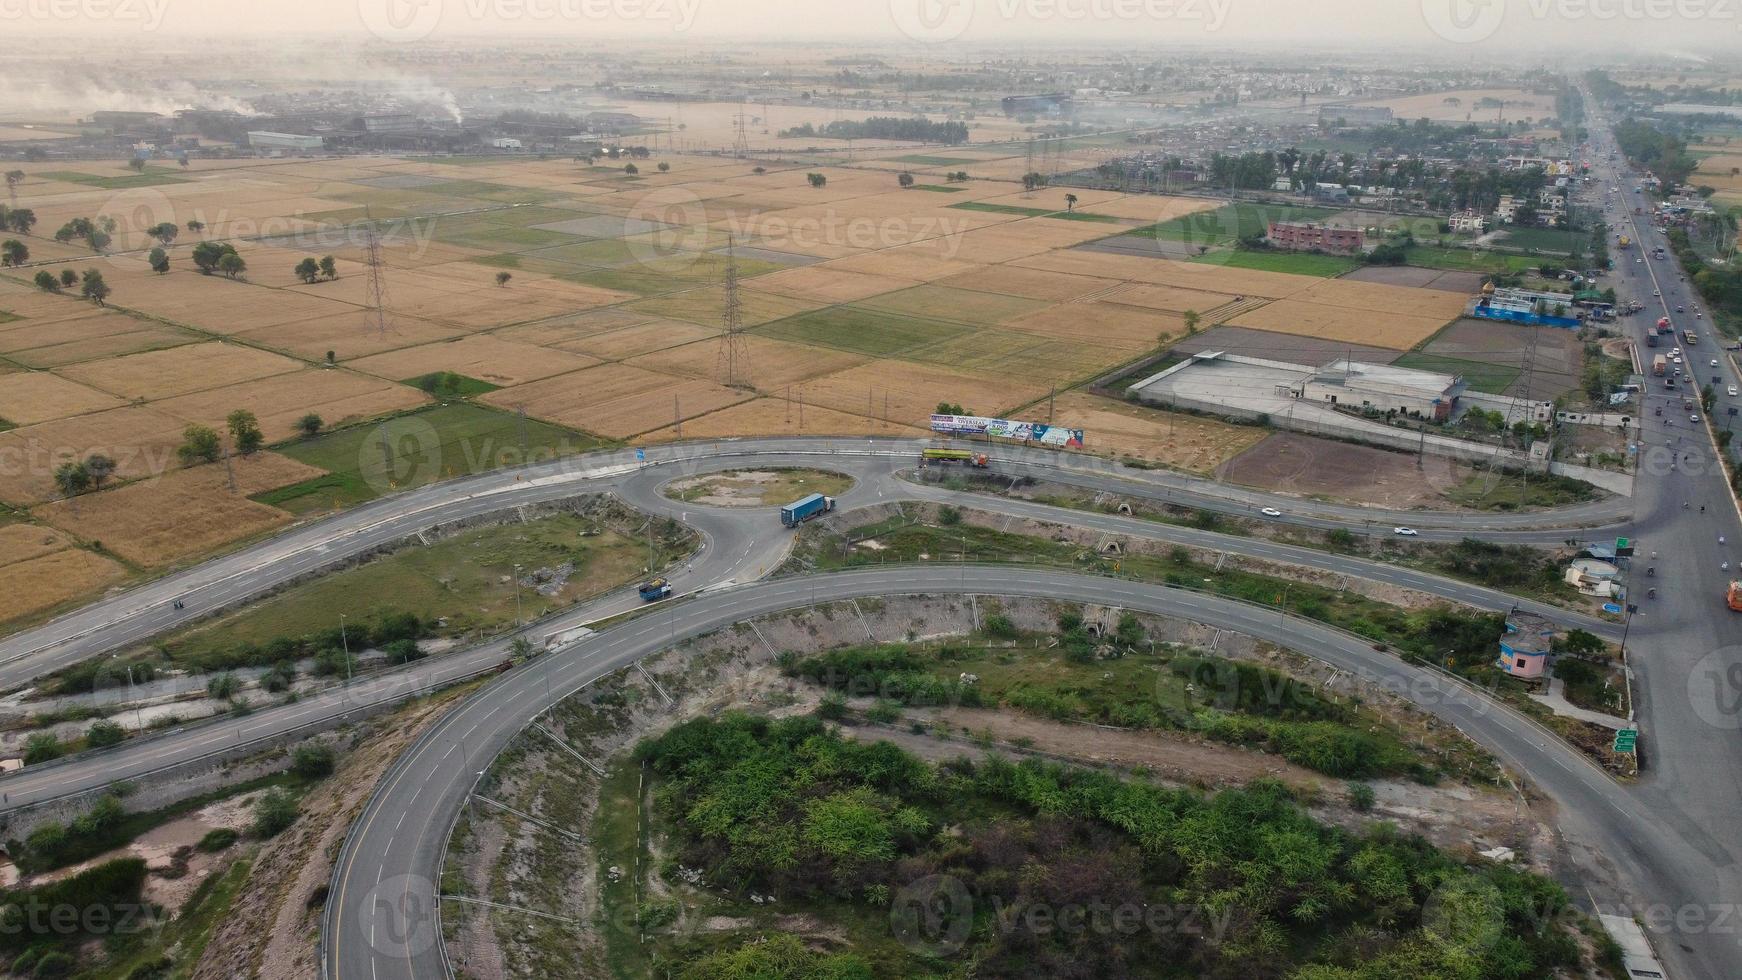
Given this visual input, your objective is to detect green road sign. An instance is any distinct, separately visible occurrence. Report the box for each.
[1613,728,1639,753]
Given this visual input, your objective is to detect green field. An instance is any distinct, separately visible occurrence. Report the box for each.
[157,512,665,668]
[38,169,190,190]
[889,154,981,166]
[904,184,966,192]
[262,403,609,514]
[855,284,1046,326]
[1127,203,1339,244]
[403,372,501,398]
[755,305,973,355]
[1497,226,1588,254]
[948,201,1056,217]
[1393,352,1521,394]
[1193,248,1362,277]
[1404,245,1543,274]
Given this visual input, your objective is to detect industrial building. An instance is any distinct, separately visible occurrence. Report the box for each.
[1266,221,1364,254]
[1301,357,1467,420]
[247,131,325,151]
[1001,93,1072,116]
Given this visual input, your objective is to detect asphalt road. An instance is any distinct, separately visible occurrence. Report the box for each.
[0,437,1628,686]
[318,567,1679,980]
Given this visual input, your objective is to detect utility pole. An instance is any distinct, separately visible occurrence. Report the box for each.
[339,613,352,684]
[512,564,525,627]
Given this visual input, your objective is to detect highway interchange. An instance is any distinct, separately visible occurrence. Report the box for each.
[2,101,1740,980]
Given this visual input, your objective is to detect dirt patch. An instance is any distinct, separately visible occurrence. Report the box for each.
[663,468,853,507]
[1043,391,1267,473]
[1216,431,1469,511]
[1168,324,1404,366]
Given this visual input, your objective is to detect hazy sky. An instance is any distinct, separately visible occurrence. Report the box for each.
[2,0,1737,53]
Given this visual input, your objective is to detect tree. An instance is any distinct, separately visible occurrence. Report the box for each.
[1182,309,1201,334]
[657,161,670,172]
[126,158,146,173]
[80,268,110,305]
[294,257,321,283]
[147,222,177,245]
[897,172,915,188]
[3,170,21,195]
[495,271,512,286]
[59,268,76,288]
[178,424,222,464]
[296,413,323,438]
[0,238,25,266]
[217,250,245,278]
[1022,171,1048,191]
[319,255,337,279]
[85,453,116,487]
[186,219,205,234]
[5,207,35,234]
[147,246,169,274]
[291,743,336,779]
[624,163,639,175]
[807,172,827,188]
[227,409,263,455]
[33,270,58,292]
[191,241,231,273]
[53,461,92,497]
[1064,193,1078,210]
[22,732,62,765]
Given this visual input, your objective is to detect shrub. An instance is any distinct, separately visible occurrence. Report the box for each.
[252,788,298,837]
[195,828,238,853]
[1347,782,1377,812]
[85,720,125,749]
[817,691,848,721]
[32,952,73,977]
[292,743,337,780]
[21,733,61,766]
[937,505,962,526]
[982,613,1017,638]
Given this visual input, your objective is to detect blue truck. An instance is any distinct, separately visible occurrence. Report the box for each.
[780,493,836,528]
[638,578,672,602]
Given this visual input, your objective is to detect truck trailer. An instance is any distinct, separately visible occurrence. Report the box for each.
[780,493,836,527]
[639,578,672,602]
[1652,354,1667,376]
[921,448,990,467]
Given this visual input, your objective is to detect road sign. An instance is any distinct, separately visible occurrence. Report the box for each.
[1613,728,1639,753]
[635,448,646,462]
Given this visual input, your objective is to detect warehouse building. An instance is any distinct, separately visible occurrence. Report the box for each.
[1267,221,1363,254]
[247,131,324,151]
[1302,357,1466,420]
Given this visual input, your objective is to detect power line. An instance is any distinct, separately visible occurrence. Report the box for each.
[716,235,752,390]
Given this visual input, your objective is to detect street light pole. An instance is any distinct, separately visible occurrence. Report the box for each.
[339,613,351,684]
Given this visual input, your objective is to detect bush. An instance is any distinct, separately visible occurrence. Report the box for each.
[206,673,239,700]
[937,505,962,526]
[817,691,848,721]
[85,720,125,749]
[196,828,238,853]
[21,733,61,766]
[1347,782,1377,812]
[982,613,1017,638]
[639,899,680,929]
[292,743,337,780]
[252,788,298,837]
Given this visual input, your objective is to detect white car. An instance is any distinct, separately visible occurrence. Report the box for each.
[1693,414,1704,423]
[1729,386,1738,397]
[1260,507,1282,517]
[1713,359,1721,367]
[1653,289,1660,296]
[1393,527,1419,537]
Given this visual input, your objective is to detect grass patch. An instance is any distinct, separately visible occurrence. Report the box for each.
[904,184,966,193]
[1442,472,1600,510]
[596,761,652,977]
[1192,248,1362,276]
[1393,352,1522,394]
[38,169,190,190]
[663,467,853,506]
[266,403,608,513]
[1127,202,1338,244]
[402,371,501,398]
[91,855,252,980]
[156,510,683,669]
[756,305,972,356]
[1498,226,1588,254]
[948,201,1054,217]
[1404,245,1545,274]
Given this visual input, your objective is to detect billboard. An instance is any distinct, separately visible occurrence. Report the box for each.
[930,414,1085,448]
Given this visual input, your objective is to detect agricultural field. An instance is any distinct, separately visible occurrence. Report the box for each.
[0,524,127,626]
[0,149,1495,613]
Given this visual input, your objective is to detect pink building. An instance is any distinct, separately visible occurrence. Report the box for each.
[1266,222,1363,254]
